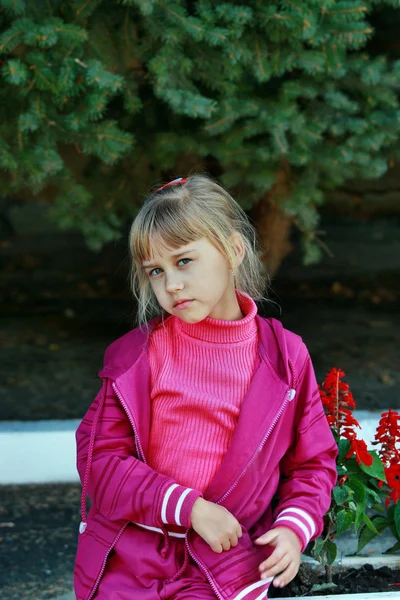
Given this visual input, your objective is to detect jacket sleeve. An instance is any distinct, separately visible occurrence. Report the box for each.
[76,377,202,529]
[269,346,338,552]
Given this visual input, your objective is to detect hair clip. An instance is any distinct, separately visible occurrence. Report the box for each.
[152,177,188,195]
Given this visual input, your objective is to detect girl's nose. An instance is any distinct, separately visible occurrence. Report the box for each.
[165,275,184,293]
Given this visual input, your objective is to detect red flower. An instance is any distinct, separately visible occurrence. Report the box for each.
[319,368,361,438]
[345,438,373,467]
[374,409,400,466]
[386,463,400,505]
[373,409,400,506]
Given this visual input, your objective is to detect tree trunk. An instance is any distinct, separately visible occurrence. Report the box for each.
[250,169,293,278]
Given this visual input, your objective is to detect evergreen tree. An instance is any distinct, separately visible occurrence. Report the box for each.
[1,1,400,272]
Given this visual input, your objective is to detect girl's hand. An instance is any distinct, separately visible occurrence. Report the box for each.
[254,527,301,588]
[191,498,242,553]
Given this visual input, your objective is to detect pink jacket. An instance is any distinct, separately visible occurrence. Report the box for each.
[74,315,338,600]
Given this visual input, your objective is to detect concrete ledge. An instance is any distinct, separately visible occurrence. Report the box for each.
[0,419,80,484]
[0,410,398,484]
[302,554,400,570]
[284,594,400,599]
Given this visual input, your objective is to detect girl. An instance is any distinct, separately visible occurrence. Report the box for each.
[74,174,337,600]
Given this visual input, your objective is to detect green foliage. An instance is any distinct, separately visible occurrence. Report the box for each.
[1,1,400,252]
[310,369,400,570]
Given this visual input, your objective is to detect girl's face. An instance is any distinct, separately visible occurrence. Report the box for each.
[142,235,245,323]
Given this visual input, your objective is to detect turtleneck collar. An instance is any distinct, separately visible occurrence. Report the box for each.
[175,289,258,344]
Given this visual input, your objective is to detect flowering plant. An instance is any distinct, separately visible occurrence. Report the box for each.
[310,368,400,572]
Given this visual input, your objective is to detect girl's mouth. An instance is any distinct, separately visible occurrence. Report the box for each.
[174,300,194,310]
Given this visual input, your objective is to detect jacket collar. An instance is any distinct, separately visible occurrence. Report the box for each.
[99,314,292,386]
[98,314,294,502]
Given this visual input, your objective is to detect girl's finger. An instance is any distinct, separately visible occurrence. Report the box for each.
[259,547,286,572]
[260,554,290,579]
[221,538,231,552]
[273,562,298,588]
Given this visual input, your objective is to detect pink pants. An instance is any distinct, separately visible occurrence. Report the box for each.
[93,524,216,599]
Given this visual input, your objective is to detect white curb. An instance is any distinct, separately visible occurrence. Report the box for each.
[284,595,399,599]
[0,410,398,484]
[0,419,81,484]
[302,554,400,570]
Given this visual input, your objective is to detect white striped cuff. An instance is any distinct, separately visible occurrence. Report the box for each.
[273,507,316,550]
[161,483,200,528]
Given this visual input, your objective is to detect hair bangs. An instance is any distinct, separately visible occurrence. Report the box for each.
[131,196,207,265]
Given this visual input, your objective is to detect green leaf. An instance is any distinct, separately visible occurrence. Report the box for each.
[0,0,26,17]
[338,438,351,461]
[336,509,353,535]
[86,60,124,92]
[365,487,384,507]
[333,484,352,505]
[310,583,338,593]
[394,503,400,538]
[348,479,366,503]
[384,540,400,554]
[354,503,365,532]
[371,503,385,514]
[357,517,389,553]
[2,58,29,85]
[324,539,338,566]
[18,112,42,133]
[387,504,396,521]
[362,512,380,534]
[359,451,386,481]
[312,537,325,564]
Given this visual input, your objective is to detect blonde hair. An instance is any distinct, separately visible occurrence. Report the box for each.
[129,173,269,331]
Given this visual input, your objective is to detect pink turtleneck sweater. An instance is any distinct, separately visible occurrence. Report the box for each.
[147,290,260,493]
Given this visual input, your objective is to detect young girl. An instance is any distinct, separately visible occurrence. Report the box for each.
[74,174,337,600]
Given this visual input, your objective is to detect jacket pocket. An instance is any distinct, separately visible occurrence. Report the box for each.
[74,509,127,600]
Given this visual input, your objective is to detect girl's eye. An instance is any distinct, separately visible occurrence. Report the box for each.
[149,258,192,278]
[178,257,192,267]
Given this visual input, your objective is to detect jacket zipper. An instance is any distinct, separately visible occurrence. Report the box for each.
[216,388,291,505]
[184,388,292,599]
[87,521,129,600]
[85,381,147,600]
[112,381,147,464]
[185,536,224,600]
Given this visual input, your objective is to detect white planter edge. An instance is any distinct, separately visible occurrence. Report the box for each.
[283,593,399,600]
[302,554,400,570]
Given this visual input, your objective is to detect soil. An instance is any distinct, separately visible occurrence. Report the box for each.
[1,213,400,421]
[268,562,400,597]
[0,484,80,600]
[0,484,399,600]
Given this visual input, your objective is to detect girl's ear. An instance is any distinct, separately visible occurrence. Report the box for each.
[230,231,246,269]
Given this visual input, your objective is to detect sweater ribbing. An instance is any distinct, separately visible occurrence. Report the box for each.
[147,290,259,492]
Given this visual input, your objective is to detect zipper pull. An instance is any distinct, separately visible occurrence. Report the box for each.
[288,389,296,401]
